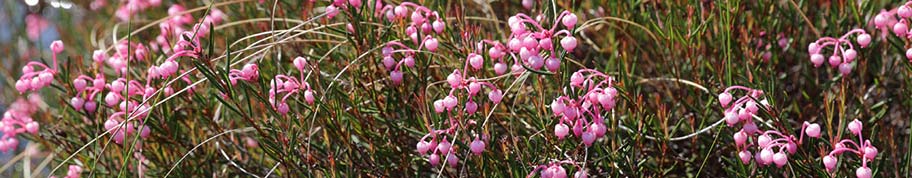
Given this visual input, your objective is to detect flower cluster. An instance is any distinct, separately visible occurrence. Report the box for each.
[873,2,912,63]
[750,31,790,62]
[822,119,878,178]
[719,86,821,167]
[102,83,154,145]
[50,165,83,178]
[415,131,488,168]
[416,65,503,167]
[0,96,42,152]
[229,64,260,85]
[112,0,164,21]
[489,10,577,74]
[268,57,316,115]
[15,40,62,93]
[378,2,446,85]
[526,160,588,178]
[151,5,226,54]
[69,74,104,113]
[324,0,366,19]
[806,29,871,75]
[548,69,617,147]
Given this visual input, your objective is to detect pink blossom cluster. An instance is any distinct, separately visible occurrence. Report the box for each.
[751,31,790,62]
[413,51,507,167]
[69,74,104,114]
[324,0,365,19]
[719,86,821,167]
[151,5,226,54]
[0,97,42,152]
[822,119,878,178]
[490,10,577,75]
[378,2,446,85]
[25,14,50,41]
[102,80,154,145]
[873,2,912,62]
[15,41,62,93]
[806,29,871,75]
[268,57,316,115]
[113,0,164,21]
[71,6,228,145]
[378,2,446,38]
[415,131,488,168]
[526,160,588,178]
[548,69,617,147]
[416,66,503,167]
[50,165,83,178]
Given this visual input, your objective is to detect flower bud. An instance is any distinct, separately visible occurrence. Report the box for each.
[573,169,588,178]
[447,71,463,88]
[759,148,774,164]
[551,100,566,115]
[50,40,65,54]
[432,20,445,34]
[488,89,503,104]
[844,49,857,62]
[874,14,888,28]
[810,54,825,67]
[570,72,584,86]
[424,38,439,52]
[856,34,871,47]
[863,145,878,160]
[733,131,747,146]
[738,150,752,164]
[304,90,315,105]
[465,100,478,114]
[433,100,445,113]
[93,50,107,63]
[718,92,732,107]
[894,21,908,37]
[724,111,739,126]
[446,152,458,168]
[417,141,430,155]
[848,119,862,135]
[545,56,560,72]
[757,135,771,148]
[823,155,837,172]
[390,71,403,85]
[828,55,842,67]
[469,54,484,70]
[554,123,569,139]
[539,38,553,50]
[856,167,872,178]
[900,5,912,18]
[805,123,821,138]
[494,62,507,75]
[562,12,578,28]
[581,131,596,147]
[470,139,485,155]
[348,0,362,8]
[428,153,440,166]
[437,140,451,155]
[73,79,87,92]
[294,56,307,71]
[25,122,39,134]
[560,37,578,52]
[839,63,853,75]
[772,151,788,167]
[529,55,544,70]
[70,97,85,111]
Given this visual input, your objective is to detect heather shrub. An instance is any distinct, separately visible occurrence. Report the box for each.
[0,0,909,177]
